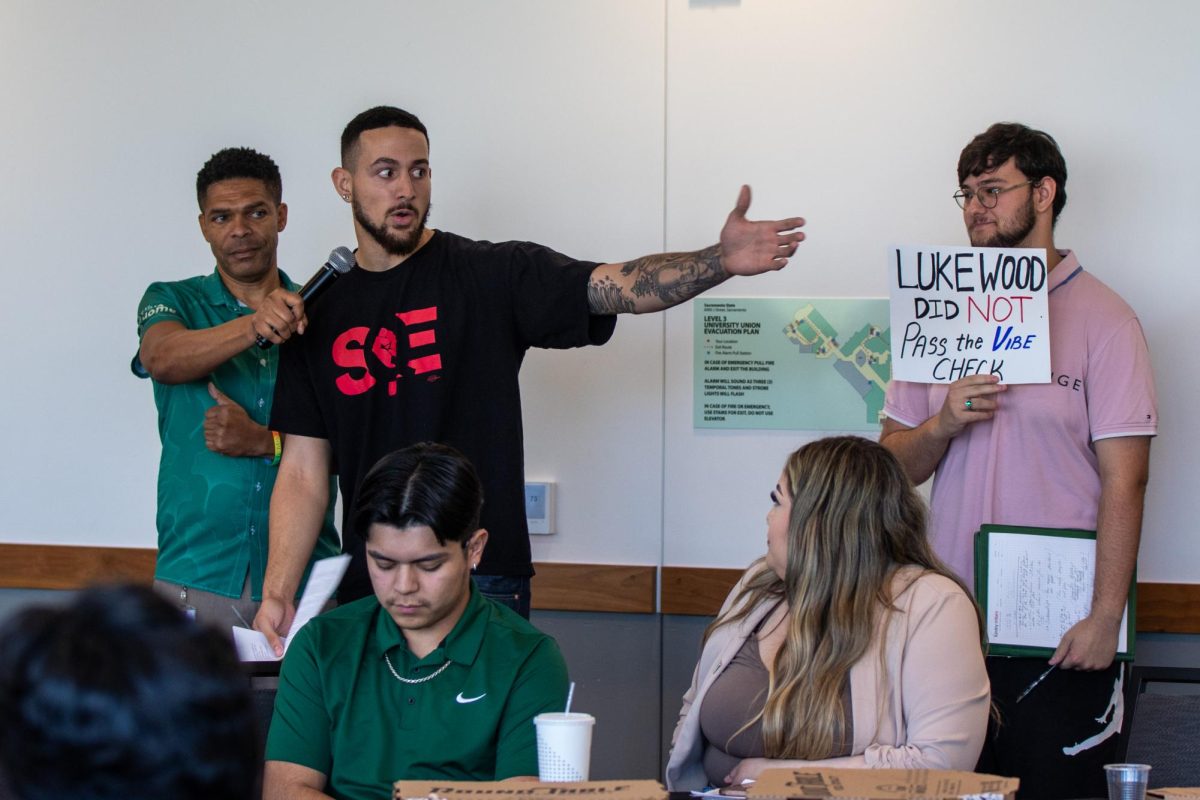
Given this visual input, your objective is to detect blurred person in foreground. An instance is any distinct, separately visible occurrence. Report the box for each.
[264,442,568,800]
[0,584,256,800]
[666,436,989,791]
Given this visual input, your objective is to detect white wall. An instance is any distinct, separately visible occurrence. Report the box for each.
[1,1,1195,586]
[661,0,1200,580]
[0,0,667,567]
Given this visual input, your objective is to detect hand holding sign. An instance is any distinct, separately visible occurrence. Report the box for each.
[935,374,1007,438]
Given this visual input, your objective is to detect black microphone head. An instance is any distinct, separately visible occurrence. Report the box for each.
[328,246,355,274]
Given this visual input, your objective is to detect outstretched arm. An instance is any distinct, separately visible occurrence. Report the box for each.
[587,185,805,314]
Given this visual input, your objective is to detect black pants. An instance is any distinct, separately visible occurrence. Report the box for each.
[977,656,1124,800]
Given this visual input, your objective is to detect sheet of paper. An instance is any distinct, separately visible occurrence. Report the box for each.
[231,553,351,661]
[286,554,351,653]
[985,532,1128,651]
[233,625,278,661]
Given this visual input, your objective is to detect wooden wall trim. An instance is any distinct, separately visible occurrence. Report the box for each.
[530,563,656,614]
[0,543,156,590]
[0,545,657,615]
[660,565,1200,637]
[3,545,1199,632]
[660,566,743,616]
[1136,582,1200,634]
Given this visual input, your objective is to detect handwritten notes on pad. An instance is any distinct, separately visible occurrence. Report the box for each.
[975,526,1133,660]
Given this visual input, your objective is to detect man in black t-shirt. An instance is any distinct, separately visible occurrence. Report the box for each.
[253,106,807,652]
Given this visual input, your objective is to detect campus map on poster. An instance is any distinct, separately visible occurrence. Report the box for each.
[694,298,890,431]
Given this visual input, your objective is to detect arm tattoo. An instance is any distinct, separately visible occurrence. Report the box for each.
[588,245,726,315]
[587,274,637,314]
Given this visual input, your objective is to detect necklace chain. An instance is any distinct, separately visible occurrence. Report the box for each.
[384,652,452,685]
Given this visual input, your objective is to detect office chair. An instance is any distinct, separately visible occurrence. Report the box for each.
[1118,666,1200,787]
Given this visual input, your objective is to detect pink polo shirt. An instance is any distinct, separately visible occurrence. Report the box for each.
[883,251,1157,588]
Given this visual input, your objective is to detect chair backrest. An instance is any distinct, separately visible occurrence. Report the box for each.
[244,665,280,800]
[1119,666,1200,787]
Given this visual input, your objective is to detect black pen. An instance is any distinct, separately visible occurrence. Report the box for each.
[1015,664,1057,703]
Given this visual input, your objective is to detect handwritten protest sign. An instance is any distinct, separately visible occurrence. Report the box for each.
[888,245,1050,384]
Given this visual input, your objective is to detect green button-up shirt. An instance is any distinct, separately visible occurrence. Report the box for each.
[266,585,570,800]
[136,268,339,599]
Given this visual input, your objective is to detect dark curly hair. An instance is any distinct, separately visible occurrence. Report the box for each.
[196,146,282,209]
[958,122,1068,225]
[0,584,257,800]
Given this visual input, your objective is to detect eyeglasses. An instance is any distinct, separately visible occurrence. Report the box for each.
[953,180,1036,210]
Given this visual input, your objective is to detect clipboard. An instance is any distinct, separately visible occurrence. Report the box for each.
[974,524,1136,660]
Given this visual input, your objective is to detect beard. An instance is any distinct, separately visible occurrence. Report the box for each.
[969,193,1036,248]
[354,199,431,257]
[969,191,1036,248]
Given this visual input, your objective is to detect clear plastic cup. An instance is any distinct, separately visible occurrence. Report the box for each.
[1104,763,1151,800]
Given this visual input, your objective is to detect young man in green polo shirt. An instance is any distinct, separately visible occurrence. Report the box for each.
[135,148,339,631]
[264,443,569,800]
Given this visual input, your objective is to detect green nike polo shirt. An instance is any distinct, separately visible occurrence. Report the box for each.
[266,584,570,800]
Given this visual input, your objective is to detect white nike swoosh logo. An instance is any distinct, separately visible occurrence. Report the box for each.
[456,692,486,704]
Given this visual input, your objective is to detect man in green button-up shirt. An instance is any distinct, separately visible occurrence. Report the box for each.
[135,148,339,631]
[265,443,569,800]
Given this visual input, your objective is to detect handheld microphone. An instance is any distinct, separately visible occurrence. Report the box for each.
[256,246,356,349]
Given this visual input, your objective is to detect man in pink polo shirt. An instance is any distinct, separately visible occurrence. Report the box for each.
[882,123,1156,799]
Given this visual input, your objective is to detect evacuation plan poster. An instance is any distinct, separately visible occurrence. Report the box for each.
[694,298,890,431]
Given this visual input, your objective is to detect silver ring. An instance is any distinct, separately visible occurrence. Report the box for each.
[964,398,973,410]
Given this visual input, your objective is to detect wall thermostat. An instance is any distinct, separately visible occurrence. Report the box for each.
[525,481,556,535]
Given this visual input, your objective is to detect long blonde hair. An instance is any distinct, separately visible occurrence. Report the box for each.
[706,436,983,759]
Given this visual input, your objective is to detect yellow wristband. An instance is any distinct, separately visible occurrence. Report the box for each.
[266,430,282,466]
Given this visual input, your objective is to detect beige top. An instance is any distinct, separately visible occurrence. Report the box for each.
[665,565,990,791]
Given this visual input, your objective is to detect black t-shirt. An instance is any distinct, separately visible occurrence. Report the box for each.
[271,230,616,600]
